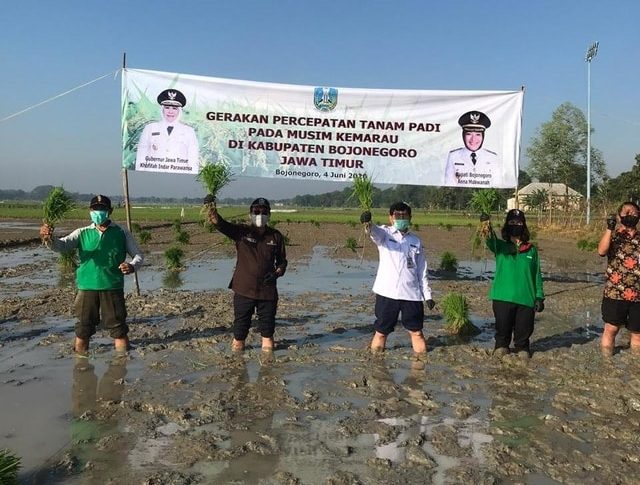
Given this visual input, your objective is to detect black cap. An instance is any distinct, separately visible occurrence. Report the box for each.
[157,89,187,107]
[250,197,271,212]
[458,111,491,132]
[506,209,526,223]
[90,194,112,210]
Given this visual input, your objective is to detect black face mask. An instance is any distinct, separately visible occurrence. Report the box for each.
[620,215,640,228]
[508,225,525,237]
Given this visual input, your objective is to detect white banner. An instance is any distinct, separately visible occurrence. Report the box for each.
[122,68,523,188]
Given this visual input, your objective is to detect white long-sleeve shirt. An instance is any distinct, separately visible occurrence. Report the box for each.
[368,224,431,301]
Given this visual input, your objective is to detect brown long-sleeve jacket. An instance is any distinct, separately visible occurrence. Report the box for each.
[215,217,287,300]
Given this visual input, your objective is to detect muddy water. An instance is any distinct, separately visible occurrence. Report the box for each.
[2,239,640,484]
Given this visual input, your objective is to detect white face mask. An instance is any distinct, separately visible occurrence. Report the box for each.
[251,214,269,227]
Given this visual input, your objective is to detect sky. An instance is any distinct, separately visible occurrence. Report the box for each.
[1,0,639,200]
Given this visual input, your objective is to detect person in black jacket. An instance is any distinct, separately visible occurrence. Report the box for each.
[206,196,287,352]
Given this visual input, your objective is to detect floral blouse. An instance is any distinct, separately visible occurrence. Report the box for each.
[604,230,640,301]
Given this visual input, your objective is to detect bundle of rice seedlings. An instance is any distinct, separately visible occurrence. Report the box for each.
[439,251,458,272]
[468,190,499,253]
[441,292,480,336]
[176,230,190,245]
[164,246,185,270]
[42,186,75,228]
[349,174,374,211]
[0,449,21,485]
[196,162,233,209]
[58,251,78,272]
[138,230,152,244]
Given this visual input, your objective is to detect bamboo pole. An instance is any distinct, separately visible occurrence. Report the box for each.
[120,52,140,296]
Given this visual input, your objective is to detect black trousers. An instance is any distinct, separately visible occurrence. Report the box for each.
[233,293,278,340]
[492,300,535,352]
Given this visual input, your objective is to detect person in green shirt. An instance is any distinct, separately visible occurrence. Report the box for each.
[40,195,143,355]
[481,209,544,357]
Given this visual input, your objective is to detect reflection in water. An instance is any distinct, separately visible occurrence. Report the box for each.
[71,356,127,444]
[213,356,280,482]
[162,270,184,289]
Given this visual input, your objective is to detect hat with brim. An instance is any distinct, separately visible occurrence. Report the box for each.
[90,194,112,210]
[459,111,491,132]
[157,89,187,108]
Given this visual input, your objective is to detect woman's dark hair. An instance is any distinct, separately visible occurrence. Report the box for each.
[617,201,640,214]
[389,201,411,215]
[501,221,530,242]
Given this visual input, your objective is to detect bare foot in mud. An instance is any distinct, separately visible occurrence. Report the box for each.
[409,331,427,353]
[261,337,274,352]
[114,337,129,354]
[370,331,387,352]
[74,337,89,355]
[231,338,245,352]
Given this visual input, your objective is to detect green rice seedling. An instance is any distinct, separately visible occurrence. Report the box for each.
[439,251,458,272]
[445,224,453,231]
[345,237,358,252]
[347,220,358,228]
[468,189,498,248]
[349,174,374,211]
[441,292,480,336]
[164,247,185,270]
[58,250,78,272]
[42,187,75,228]
[197,161,233,207]
[138,230,152,244]
[413,223,420,231]
[172,219,182,234]
[176,230,190,245]
[0,449,21,485]
[131,222,142,234]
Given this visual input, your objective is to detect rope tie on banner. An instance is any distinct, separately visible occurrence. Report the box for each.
[0,69,121,123]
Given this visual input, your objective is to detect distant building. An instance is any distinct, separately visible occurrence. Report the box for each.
[508,183,583,211]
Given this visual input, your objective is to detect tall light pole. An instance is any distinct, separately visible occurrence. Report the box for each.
[585,41,599,225]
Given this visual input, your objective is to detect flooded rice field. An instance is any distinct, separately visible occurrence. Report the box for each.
[1,222,639,484]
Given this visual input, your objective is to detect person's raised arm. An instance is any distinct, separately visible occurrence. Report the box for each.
[597,214,617,256]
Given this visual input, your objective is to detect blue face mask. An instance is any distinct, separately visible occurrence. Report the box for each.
[393,219,410,232]
[90,210,109,225]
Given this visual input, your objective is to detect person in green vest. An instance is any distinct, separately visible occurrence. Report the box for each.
[481,209,544,358]
[40,195,143,355]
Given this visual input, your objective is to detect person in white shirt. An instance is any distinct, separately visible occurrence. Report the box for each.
[360,202,435,355]
[135,88,200,174]
[444,110,499,187]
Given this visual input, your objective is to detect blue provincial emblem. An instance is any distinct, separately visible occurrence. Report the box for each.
[314,87,338,112]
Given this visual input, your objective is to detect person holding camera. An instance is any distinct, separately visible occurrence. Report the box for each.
[598,201,640,355]
[206,196,287,352]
